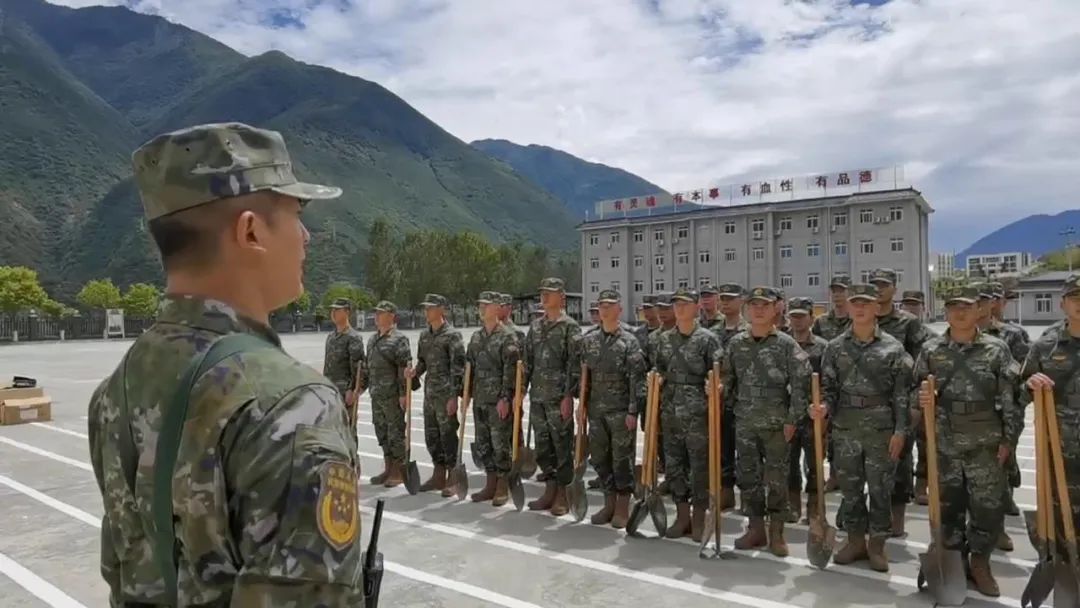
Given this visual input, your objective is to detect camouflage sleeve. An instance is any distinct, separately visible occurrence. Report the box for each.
[349,334,365,390]
[450,331,466,397]
[523,324,535,389]
[413,334,428,380]
[908,318,933,359]
[910,345,931,414]
[626,337,647,415]
[501,334,521,403]
[322,334,332,378]
[820,342,839,415]
[565,324,583,399]
[891,351,914,436]
[1019,339,1045,382]
[465,337,477,395]
[787,342,812,427]
[355,345,369,392]
[720,340,737,414]
[221,384,364,605]
[1010,332,1030,364]
[996,344,1022,446]
[87,380,122,600]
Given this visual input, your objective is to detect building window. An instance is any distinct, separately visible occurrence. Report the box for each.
[590,282,599,293]
[889,206,903,222]
[611,257,621,268]
[610,231,621,243]
[808,273,820,287]
[1036,293,1053,314]
[612,281,621,292]
[835,242,848,256]
[890,237,904,252]
[860,270,872,283]
[654,229,664,241]
[677,251,689,264]
[589,233,599,246]
[678,278,689,288]
[699,250,711,263]
[634,280,644,293]
[753,248,765,261]
[725,249,736,262]
[724,222,736,235]
[859,209,874,223]
[895,270,904,285]
[633,255,644,268]
[699,277,711,287]
[654,280,666,292]
[807,243,820,257]
[779,217,792,231]
[589,258,599,269]
[676,226,689,239]
[780,245,793,259]
[833,213,848,227]
[807,215,820,231]
[860,240,874,254]
[752,219,765,239]
[780,274,793,288]
[633,230,644,243]
[654,255,665,267]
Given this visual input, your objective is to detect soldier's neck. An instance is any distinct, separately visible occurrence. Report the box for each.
[601,319,621,333]
[544,309,562,321]
[852,322,876,341]
[949,326,977,343]
[977,317,992,330]
[164,272,270,325]
[334,320,351,332]
[875,301,893,317]
[832,306,848,318]
[724,312,742,326]
[1069,319,1080,338]
[662,319,676,329]
[429,317,446,331]
[749,322,773,338]
[792,328,811,342]
[675,318,696,334]
[483,319,500,332]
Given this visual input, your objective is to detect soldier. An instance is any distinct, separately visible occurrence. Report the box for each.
[989,282,1031,345]
[361,300,413,487]
[524,278,583,515]
[531,303,545,322]
[498,293,526,344]
[700,284,721,328]
[409,293,466,497]
[773,288,791,334]
[785,297,829,524]
[723,287,811,555]
[87,122,364,604]
[912,285,1019,597]
[654,287,723,540]
[323,298,365,434]
[869,268,932,536]
[633,294,659,352]
[814,283,912,572]
[812,276,852,341]
[466,291,522,506]
[900,290,927,319]
[715,283,749,507]
[589,301,601,327]
[581,289,647,529]
[646,293,675,486]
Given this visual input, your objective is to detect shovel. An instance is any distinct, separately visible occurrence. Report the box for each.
[403,377,420,495]
[1022,386,1053,608]
[699,364,733,559]
[807,372,836,569]
[628,372,666,537]
[507,360,526,511]
[916,375,966,606]
[521,417,538,480]
[450,363,473,501]
[568,363,590,522]
[1043,388,1080,605]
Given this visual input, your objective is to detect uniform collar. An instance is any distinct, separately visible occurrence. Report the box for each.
[157,295,280,347]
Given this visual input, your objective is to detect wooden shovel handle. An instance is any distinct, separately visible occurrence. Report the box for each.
[707,370,717,499]
[512,360,524,463]
[405,374,413,446]
[459,363,472,448]
[1035,387,1048,542]
[812,373,827,520]
[924,375,941,529]
[575,364,589,467]
[1044,388,1076,547]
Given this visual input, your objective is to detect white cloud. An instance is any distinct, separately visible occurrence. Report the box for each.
[52,0,1080,250]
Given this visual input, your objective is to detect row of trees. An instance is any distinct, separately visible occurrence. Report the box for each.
[0,267,163,319]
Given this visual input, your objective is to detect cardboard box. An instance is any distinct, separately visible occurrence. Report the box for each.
[0,387,45,401]
[0,393,52,426]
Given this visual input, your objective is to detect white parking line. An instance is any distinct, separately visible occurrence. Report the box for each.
[0,551,87,608]
[0,437,93,472]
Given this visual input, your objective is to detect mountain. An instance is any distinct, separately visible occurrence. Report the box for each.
[0,0,579,299]
[472,139,667,218]
[956,210,1080,267]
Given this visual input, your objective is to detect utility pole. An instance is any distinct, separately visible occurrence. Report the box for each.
[1062,227,1076,273]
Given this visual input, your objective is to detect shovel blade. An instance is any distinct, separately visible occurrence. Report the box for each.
[633,465,644,500]
[404,460,421,495]
[1055,563,1080,608]
[626,499,648,537]
[568,481,588,522]
[806,522,837,570]
[1023,509,1039,551]
[509,474,525,512]
[520,448,538,479]
[1021,562,1054,608]
[471,443,483,470]
[647,493,668,537]
[451,465,469,501]
[697,508,716,556]
[918,548,967,607]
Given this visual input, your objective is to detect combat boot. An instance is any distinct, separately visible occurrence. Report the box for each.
[914,478,928,506]
[370,457,389,485]
[666,503,692,539]
[492,476,510,507]
[720,486,736,510]
[471,472,497,502]
[969,553,1000,597]
[591,494,615,525]
[734,517,767,550]
[550,485,569,517]
[383,461,404,488]
[890,503,906,537]
[867,536,889,572]
[528,481,557,511]
[611,492,631,529]
[833,534,868,564]
[419,465,446,492]
[768,518,789,557]
[691,501,707,542]
[787,490,801,524]
[997,530,1014,552]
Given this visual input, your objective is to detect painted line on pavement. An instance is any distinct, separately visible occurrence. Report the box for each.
[30,422,90,439]
[0,436,93,472]
[0,551,88,608]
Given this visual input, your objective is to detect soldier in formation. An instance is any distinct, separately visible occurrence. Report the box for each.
[715,283,749,507]
[581,289,647,528]
[361,300,413,487]
[633,294,659,351]
[498,293,526,343]
[646,293,676,488]
[773,289,791,334]
[409,293,466,497]
[588,301,601,327]
[699,284,722,329]
[323,298,365,435]
[466,291,522,506]
[900,290,927,319]
[723,287,811,555]
[784,296,829,524]
[654,287,723,539]
[812,276,852,341]
[912,284,1019,597]
[816,283,913,572]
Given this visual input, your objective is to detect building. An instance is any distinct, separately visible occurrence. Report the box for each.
[1012,270,1070,324]
[931,251,958,279]
[965,252,1034,277]
[578,167,932,320]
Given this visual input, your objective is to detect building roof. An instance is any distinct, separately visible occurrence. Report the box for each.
[1016,270,1074,287]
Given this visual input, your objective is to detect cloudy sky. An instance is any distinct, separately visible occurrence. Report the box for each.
[56,0,1080,251]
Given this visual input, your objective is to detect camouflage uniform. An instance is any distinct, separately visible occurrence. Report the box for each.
[633,295,657,352]
[644,294,674,472]
[653,288,723,538]
[467,292,522,483]
[88,123,363,605]
[812,275,853,341]
[323,299,365,427]
[362,302,413,468]
[822,284,913,571]
[713,283,749,494]
[499,293,526,344]
[785,299,829,516]
[415,294,466,477]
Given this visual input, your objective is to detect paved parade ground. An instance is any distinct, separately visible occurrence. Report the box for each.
[0,324,1054,608]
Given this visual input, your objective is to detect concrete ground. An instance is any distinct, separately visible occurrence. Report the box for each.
[0,323,1055,608]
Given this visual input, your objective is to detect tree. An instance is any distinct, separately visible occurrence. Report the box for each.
[366,217,401,300]
[321,282,374,311]
[0,266,49,313]
[77,279,123,310]
[122,283,161,319]
[40,299,76,319]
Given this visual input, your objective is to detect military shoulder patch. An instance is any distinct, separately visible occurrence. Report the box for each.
[317,461,359,551]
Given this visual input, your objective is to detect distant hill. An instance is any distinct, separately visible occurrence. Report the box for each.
[472,139,667,218]
[956,209,1080,266]
[0,0,579,299]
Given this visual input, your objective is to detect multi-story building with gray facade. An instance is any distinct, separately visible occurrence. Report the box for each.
[579,187,933,319]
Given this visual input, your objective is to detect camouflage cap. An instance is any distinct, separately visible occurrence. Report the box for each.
[718,283,745,297]
[670,287,699,303]
[847,283,879,301]
[699,284,719,295]
[774,287,786,300]
[641,294,657,308]
[655,292,673,308]
[588,301,600,312]
[787,297,814,314]
[746,286,780,303]
[477,291,498,304]
[373,300,397,313]
[531,305,545,316]
[944,285,979,305]
[420,293,448,307]
[498,293,514,306]
[988,281,1006,299]
[829,276,852,289]
[132,122,341,221]
[869,268,897,285]
[970,282,994,300]
[900,290,926,303]
[328,297,351,309]
[597,289,621,304]
[539,277,565,292]
[1062,274,1080,297]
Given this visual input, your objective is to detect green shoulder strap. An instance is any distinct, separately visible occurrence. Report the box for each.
[151,332,273,604]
